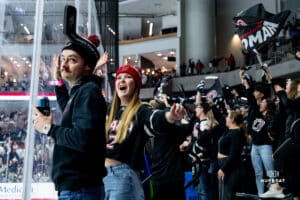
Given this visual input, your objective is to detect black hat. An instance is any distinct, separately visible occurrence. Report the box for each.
[62,36,100,70]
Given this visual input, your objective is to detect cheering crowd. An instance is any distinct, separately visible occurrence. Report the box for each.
[30,28,300,200]
[6,5,300,199]
[146,65,300,200]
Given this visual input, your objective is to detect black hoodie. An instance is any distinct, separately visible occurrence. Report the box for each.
[48,75,107,192]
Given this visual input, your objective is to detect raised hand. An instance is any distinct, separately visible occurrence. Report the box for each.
[93,52,109,76]
[165,103,187,123]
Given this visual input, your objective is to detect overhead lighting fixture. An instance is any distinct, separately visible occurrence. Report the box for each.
[163,56,168,60]
[156,53,162,57]
[148,22,153,36]
[23,26,30,34]
[170,50,175,55]
[205,75,219,80]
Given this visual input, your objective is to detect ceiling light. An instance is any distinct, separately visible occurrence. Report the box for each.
[23,26,30,34]
[156,53,162,56]
[148,22,153,36]
[163,56,168,60]
[205,75,219,80]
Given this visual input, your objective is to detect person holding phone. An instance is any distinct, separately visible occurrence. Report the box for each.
[32,35,107,200]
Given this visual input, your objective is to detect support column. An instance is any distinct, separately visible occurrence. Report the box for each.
[180,0,215,68]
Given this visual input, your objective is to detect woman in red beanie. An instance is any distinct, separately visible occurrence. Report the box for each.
[102,64,187,200]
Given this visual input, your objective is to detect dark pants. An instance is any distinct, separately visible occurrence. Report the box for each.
[153,181,186,200]
[218,158,242,200]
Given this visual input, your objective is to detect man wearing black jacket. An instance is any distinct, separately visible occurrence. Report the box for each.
[33,36,107,200]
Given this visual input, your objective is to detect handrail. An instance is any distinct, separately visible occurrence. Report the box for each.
[119,33,177,45]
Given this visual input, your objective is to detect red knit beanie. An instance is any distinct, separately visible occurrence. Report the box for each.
[116,65,142,89]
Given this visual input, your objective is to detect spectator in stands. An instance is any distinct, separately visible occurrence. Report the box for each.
[188,58,195,75]
[10,112,26,146]
[8,146,20,182]
[103,64,186,200]
[209,57,223,73]
[147,95,193,200]
[218,111,246,200]
[33,35,107,200]
[267,79,300,200]
[180,62,187,76]
[241,77,277,196]
[224,53,236,71]
[196,59,204,75]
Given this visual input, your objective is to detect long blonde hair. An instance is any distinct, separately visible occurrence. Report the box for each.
[287,79,300,99]
[206,110,219,127]
[106,88,142,143]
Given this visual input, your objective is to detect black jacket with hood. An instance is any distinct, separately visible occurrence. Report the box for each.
[48,75,107,192]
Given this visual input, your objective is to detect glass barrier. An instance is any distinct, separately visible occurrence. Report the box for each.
[0,0,103,199]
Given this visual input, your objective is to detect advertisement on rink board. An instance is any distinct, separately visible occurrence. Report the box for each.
[0,182,57,200]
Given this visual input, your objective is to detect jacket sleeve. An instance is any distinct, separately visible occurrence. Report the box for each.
[49,86,106,152]
[246,87,259,133]
[138,104,178,137]
[55,84,70,112]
